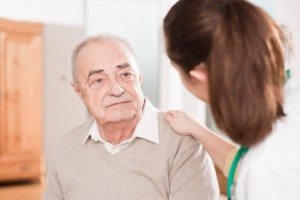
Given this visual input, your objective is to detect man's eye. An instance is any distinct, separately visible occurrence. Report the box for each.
[89,78,103,91]
[122,72,134,78]
[95,79,102,83]
[90,79,102,85]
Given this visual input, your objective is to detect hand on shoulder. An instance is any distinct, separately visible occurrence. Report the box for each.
[165,110,204,137]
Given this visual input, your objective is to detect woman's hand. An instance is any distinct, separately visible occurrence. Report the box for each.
[165,110,205,137]
[165,110,237,175]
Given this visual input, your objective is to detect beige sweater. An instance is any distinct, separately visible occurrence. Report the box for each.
[43,113,219,200]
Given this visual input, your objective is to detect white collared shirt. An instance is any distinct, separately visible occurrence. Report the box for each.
[88,99,159,154]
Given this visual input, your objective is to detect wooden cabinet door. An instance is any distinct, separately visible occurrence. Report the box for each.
[0,19,42,181]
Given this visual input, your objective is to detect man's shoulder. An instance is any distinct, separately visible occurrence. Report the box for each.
[57,119,93,148]
[157,111,199,147]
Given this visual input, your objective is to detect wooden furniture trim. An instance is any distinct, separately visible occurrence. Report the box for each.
[0,18,42,34]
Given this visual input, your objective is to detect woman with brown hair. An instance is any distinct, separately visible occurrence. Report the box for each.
[163,0,300,199]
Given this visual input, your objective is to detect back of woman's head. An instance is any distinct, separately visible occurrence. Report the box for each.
[164,0,290,146]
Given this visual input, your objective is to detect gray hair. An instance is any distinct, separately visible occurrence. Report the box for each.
[71,34,137,83]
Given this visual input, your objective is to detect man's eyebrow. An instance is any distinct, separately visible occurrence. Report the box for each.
[87,63,130,78]
[88,69,104,78]
[116,62,130,69]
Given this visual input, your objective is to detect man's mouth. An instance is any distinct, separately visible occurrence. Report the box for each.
[106,101,130,107]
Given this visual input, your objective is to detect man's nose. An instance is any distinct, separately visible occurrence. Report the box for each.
[108,79,124,96]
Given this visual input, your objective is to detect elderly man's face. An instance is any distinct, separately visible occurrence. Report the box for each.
[73,40,144,125]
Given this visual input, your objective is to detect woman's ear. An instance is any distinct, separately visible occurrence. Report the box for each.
[189,63,207,82]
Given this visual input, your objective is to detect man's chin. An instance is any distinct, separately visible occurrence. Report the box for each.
[104,113,137,124]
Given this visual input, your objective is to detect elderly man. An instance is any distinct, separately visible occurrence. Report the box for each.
[43,34,219,200]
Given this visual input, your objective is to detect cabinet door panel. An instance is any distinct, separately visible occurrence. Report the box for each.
[0,31,42,156]
[0,32,3,155]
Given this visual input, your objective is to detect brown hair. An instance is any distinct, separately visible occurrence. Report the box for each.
[164,0,290,146]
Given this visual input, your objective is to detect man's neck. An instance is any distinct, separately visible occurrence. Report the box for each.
[97,117,140,145]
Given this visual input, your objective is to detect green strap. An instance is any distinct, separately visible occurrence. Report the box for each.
[286,69,291,79]
[227,146,249,199]
[285,69,291,84]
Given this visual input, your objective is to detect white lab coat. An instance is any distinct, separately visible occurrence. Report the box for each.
[236,77,300,200]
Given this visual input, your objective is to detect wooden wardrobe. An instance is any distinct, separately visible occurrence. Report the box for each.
[0,19,43,182]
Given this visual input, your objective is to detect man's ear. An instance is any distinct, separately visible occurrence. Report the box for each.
[71,82,84,100]
[139,73,142,84]
[189,63,207,83]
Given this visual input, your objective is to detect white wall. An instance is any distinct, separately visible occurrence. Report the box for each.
[0,0,84,26]
[43,25,87,166]
[274,0,300,78]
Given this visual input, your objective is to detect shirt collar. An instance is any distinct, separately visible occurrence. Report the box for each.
[82,98,159,145]
[133,98,159,144]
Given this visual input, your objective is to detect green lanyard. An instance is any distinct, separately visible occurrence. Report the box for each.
[285,69,291,83]
[227,146,249,200]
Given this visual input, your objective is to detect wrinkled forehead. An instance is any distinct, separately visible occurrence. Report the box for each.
[77,39,139,72]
